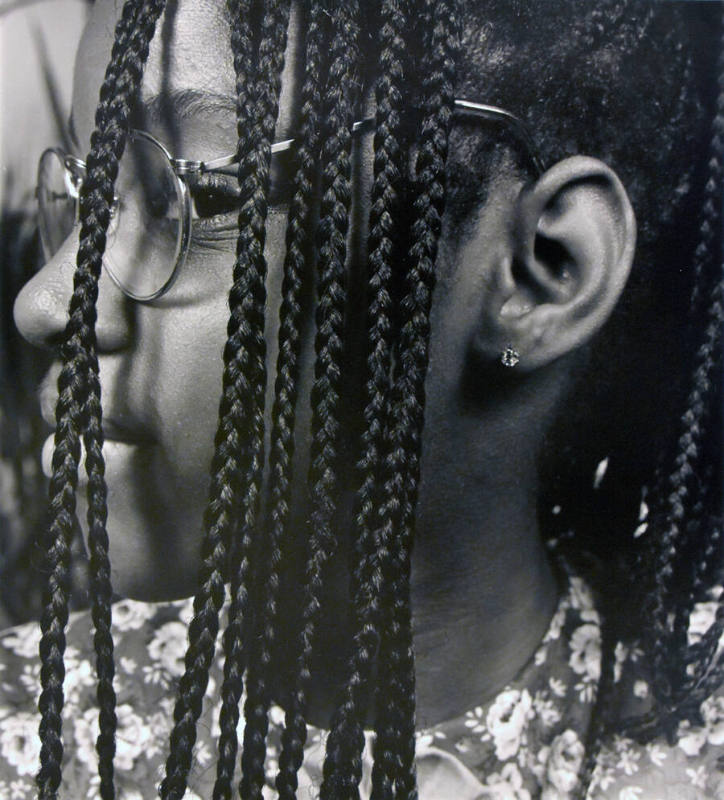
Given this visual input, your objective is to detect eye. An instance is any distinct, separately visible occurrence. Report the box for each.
[187,149,295,235]
[188,173,242,219]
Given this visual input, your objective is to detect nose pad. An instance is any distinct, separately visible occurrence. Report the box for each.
[13,230,132,352]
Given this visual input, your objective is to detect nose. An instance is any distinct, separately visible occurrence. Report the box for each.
[13,232,132,352]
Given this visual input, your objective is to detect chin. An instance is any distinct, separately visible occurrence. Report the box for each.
[74,491,204,604]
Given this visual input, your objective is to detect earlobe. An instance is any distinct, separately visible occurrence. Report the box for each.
[478,156,636,371]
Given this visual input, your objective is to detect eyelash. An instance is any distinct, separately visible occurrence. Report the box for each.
[187,167,292,241]
[188,173,241,223]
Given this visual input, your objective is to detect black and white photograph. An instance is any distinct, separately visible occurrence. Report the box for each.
[0,1,722,797]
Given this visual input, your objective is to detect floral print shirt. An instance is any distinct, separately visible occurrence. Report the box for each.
[0,574,722,799]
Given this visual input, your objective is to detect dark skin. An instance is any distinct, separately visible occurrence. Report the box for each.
[13,0,635,727]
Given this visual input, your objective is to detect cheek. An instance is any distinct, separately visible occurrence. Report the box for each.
[155,326,225,484]
[136,212,291,493]
[136,253,231,490]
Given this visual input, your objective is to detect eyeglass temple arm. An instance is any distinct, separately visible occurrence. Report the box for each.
[452,100,544,176]
[173,99,545,178]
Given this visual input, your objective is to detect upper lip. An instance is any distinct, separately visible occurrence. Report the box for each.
[38,365,151,444]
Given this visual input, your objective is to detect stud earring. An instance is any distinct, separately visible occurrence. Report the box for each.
[500,346,520,367]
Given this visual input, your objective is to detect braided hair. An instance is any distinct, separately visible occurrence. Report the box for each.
[35,1,723,798]
[316,0,410,794]
[37,2,167,797]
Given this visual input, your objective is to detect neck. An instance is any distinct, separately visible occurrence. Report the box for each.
[411,470,557,726]
[299,415,558,729]
[407,379,560,725]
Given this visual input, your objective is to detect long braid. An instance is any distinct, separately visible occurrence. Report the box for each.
[232,1,328,797]
[649,194,724,727]
[85,5,177,794]
[203,6,261,800]
[681,524,724,696]
[649,273,724,720]
[683,6,723,324]
[577,7,724,778]
[671,491,716,682]
[159,2,266,796]
[222,1,292,797]
[38,342,83,798]
[82,4,150,791]
[96,0,146,129]
[651,36,717,659]
[577,11,724,782]
[82,371,116,800]
[211,0,292,791]
[274,0,361,792]
[212,0,293,788]
[636,3,724,743]
[574,5,677,785]
[272,6,332,797]
[36,3,166,798]
[37,328,88,799]
[371,2,460,796]
[319,0,408,795]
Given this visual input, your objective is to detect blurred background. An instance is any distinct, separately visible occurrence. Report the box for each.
[0,0,89,627]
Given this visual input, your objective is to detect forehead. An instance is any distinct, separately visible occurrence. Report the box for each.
[71,0,301,147]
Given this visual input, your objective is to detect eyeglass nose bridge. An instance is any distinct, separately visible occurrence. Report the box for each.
[62,154,85,197]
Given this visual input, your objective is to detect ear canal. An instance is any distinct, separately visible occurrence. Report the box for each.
[512,184,576,305]
[532,233,576,301]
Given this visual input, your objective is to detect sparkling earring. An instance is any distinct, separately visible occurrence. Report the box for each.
[500,346,520,367]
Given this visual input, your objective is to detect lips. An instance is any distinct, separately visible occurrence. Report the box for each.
[38,364,152,481]
[38,366,61,430]
[41,432,146,480]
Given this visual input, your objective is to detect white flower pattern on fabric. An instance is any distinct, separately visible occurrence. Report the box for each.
[568,624,601,683]
[480,762,532,799]
[617,788,642,800]
[486,689,534,761]
[75,704,152,771]
[113,598,158,632]
[700,695,724,746]
[544,730,584,796]
[533,691,562,728]
[677,719,709,757]
[0,627,40,660]
[0,711,41,776]
[147,620,188,677]
[0,574,721,798]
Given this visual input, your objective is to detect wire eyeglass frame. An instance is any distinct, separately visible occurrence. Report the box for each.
[37,99,545,302]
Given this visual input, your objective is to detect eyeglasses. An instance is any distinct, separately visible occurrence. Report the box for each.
[36,99,544,302]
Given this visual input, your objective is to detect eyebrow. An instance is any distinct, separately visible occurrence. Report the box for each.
[139,88,238,127]
[67,89,237,154]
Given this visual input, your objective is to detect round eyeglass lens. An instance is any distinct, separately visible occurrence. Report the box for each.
[104,132,185,301]
[37,149,80,261]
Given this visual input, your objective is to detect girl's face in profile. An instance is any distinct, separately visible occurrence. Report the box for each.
[14,0,312,600]
[12,0,501,608]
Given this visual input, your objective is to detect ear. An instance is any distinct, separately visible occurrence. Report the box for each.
[476,156,636,371]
